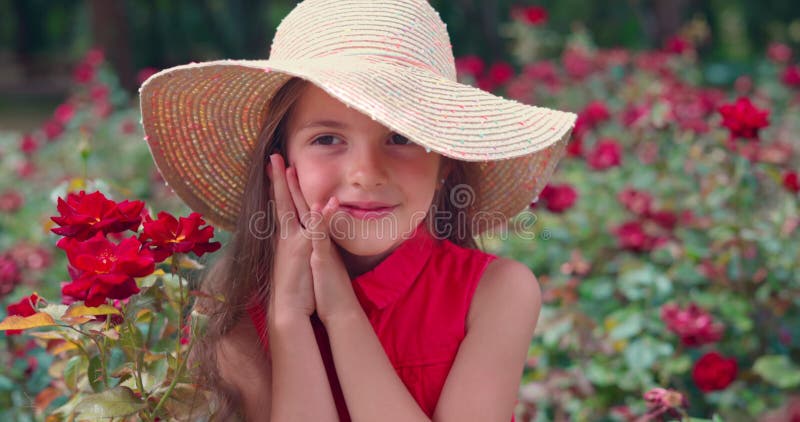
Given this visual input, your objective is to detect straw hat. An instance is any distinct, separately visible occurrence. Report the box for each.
[139,0,577,235]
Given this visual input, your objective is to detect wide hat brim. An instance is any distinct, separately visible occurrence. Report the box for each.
[139,55,576,235]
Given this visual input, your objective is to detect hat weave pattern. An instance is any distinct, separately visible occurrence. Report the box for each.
[139,0,577,234]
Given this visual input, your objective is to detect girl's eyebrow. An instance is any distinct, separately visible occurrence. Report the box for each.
[297,119,350,132]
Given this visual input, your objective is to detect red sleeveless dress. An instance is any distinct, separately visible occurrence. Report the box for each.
[246,223,517,421]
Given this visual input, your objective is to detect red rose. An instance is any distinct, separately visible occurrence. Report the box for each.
[139,211,222,263]
[617,188,653,217]
[53,103,75,125]
[73,62,95,84]
[5,293,42,335]
[574,100,612,138]
[566,135,583,157]
[455,55,485,78]
[90,84,110,103]
[563,48,594,80]
[614,220,656,252]
[137,67,159,85]
[660,303,724,347]
[51,190,145,241]
[0,190,24,214]
[42,119,64,141]
[664,35,692,55]
[512,6,548,26]
[19,134,39,155]
[59,232,154,307]
[692,352,738,392]
[782,66,800,88]
[718,97,770,140]
[587,138,623,170]
[0,253,22,298]
[783,171,800,193]
[647,210,678,231]
[487,62,515,86]
[536,184,578,213]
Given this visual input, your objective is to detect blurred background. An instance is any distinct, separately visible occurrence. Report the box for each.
[1,1,799,421]
[2,0,800,131]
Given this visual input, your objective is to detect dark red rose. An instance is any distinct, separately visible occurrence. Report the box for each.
[455,55,485,78]
[536,184,578,213]
[90,84,110,103]
[647,210,678,231]
[783,171,800,193]
[664,35,692,55]
[0,253,22,298]
[6,293,42,335]
[51,190,145,241]
[83,48,105,67]
[692,352,738,392]
[617,188,653,217]
[621,103,650,128]
[59,232,154,307]
[137,67,159,85]
[587,138,623,170]
[574,100,612,138]
[139,212,222,263]
[15,161,36,180]
[660,302,724,347]
[487,61,515,86]
[73,62,95,84]
[718,97,770,140]
[512,6,548,26]
[782,66,800,88]
[567,134,583,157]
[614,220,657,252]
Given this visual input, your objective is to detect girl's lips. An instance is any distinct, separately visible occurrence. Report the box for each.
[340,205,397,219]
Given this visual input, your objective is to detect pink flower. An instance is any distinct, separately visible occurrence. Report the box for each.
[586,138,623,170]
[767,42,792,64]
[0,190,24,214]
[782,66,800,88]
[73,62,95,84]
[617,188,653,217]
[90,84,110,103]
[647,210,678,231]
[660,302,724,347]
[53,103,75,125]
[562,48,594,80]
[19,134,39,155]
[42,119,64,141]
[643,387,689,420]
[0,253,22,298]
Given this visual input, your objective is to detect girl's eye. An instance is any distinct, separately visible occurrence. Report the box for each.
[310,135,343,146]
[389,133,413,145]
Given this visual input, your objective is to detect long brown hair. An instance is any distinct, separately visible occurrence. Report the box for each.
[190,77,482,419]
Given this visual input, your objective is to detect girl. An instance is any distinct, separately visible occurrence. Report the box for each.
[138,0,576,420]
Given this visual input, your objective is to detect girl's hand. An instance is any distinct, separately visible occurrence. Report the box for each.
[308,196,362,325]
[267,153,318,322]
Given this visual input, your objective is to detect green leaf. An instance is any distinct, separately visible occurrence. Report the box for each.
[88,355,105,393]
[624,337,674,372]
[63,355,86,392]
[753,355,800,388]
[607,309,644,340]
[74,386,146,418]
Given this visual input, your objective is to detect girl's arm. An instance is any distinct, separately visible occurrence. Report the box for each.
[269,310,340,422]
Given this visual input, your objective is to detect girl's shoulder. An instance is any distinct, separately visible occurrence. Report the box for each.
[465,255,541,331]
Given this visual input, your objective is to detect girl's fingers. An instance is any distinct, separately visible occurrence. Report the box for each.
[286,166,311,229]
[268,154,299,232]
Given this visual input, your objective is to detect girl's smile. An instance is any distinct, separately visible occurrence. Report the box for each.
[283,83,448,259]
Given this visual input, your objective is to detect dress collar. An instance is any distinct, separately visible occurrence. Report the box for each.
[351,222,436,310]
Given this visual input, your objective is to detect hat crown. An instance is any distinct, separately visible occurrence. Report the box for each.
[269,0,457,81]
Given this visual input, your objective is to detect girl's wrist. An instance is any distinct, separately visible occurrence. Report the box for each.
[268,306,312,331]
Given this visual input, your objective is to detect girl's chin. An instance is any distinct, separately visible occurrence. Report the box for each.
[332,236,399,257]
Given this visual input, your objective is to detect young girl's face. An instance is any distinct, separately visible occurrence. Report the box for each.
[283,83,444,256]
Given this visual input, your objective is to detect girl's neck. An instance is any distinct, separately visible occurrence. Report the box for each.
[335,242,401,280]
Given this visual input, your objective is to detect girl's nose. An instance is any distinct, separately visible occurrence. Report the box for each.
[347,144,389,189]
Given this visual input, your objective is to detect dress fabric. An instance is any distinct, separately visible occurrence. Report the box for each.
[246,223,517,421]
